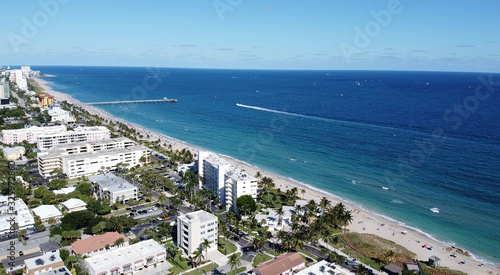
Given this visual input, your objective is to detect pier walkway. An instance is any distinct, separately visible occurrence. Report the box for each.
[85,98,177,106]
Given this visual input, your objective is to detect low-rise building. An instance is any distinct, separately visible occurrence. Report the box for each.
[24,252,64,275]
[61,198,87,213]
[1,252,43,274]
[48,103,76,125]
[37,126,110,150]
[39,241,61,255]
[251,253,305,275]
[295,260,351,275]
[84,239,169,275]
[1,146,25,160]
[38,93,54,108]
[1,125,66,144]
[0,195,35,236]
[71,232,129,256]
[89,173,138,204]
[31,205,63,222]
[177,210,218,255]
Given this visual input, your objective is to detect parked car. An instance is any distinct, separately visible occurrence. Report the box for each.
[19,251,23,256]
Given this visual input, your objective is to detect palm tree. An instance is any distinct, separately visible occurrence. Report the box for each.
[202,238,211,260]
[341,211,353,233]
[383,250,395,264]
[251,237,265,253]
[276,207,285,227]
[193,249,204,268]
[319,197,331,212]
[301,189,306,199]
[227,253,242,275]
[294,204,302,216]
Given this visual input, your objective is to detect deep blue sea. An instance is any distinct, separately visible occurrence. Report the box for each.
[31,66,500,264]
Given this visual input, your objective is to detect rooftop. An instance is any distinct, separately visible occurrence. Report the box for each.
[295,260,351,275]
[61,198,87,209]
[178,209,217,224]
[32,205,62,220]
[44,137,134,151]
[89,173,137,193]
[72,232,129,255]
[24,252,63,270]
[84,239,168,273]
[39,241,61,253]
[252,253,305,275]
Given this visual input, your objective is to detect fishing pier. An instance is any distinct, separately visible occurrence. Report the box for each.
[85,98,177,106]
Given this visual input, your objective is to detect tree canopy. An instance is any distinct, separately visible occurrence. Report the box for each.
[236,195,257,215]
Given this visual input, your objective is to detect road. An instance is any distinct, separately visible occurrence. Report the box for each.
[0,230,50,259]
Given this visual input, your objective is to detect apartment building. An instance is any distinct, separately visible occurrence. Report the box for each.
[89,173,138,204]
[24,252,64,275]
[198,151,258,212]
[71,232,129,256]
[0,195,35,236]
[177,210,218,255]
[84,239,168,275]
[36,126,110,150]
[37,138,148,178]
[1,125,66,144]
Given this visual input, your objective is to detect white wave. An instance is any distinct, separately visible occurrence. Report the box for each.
[236,103,406,132]
[391,199,404,204]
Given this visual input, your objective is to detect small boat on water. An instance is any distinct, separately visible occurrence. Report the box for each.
[430,207,440,213]
[382,187,389,190]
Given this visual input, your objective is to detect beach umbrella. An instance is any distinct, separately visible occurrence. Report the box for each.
[463,260,468,264]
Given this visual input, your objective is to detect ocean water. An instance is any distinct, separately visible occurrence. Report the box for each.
[32,66,500,264]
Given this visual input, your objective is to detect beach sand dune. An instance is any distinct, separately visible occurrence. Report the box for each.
[33,77,499,275]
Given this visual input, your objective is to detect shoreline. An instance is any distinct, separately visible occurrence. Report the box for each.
[33,77,500,275]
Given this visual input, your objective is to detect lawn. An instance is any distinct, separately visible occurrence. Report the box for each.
[225,266,247,275]
[168,255,191,275]
[183,263,220,275]
[218,237,237,255]
[252,253,272,266]
[298,252,315,265]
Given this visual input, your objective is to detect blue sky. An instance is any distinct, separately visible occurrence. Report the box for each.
[1,0,499,72]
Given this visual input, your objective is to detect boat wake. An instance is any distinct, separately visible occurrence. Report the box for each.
[236,103,410,132]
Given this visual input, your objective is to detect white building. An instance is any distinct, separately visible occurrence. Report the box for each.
[48,103,76,125]
[36,126,110,150]
[89,173,138,204]
[198,151,257,212]
[1,146,25,161]
[84,239,169,275]
[0,78,9,99]
[37,138,148,178]
[60,198,87,213]
[0,195,35,236]
[24,252,65,275]
[13,69,27,91]
[1,125,66,145]
[32,205,63,222]
[295,260,351,275]
[177,210,218,255]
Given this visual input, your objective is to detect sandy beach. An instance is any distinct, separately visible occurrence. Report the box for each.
[34,77,500,275]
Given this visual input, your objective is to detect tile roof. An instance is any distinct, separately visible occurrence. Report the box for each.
[252,253,305,275]
[71,232,129,255]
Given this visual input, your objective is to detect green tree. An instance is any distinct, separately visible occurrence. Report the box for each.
[47,178,67,190]
[236,195,257,216]
[227,253,242,275]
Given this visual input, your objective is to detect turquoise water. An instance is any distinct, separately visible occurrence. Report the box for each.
[33,66,500,265]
